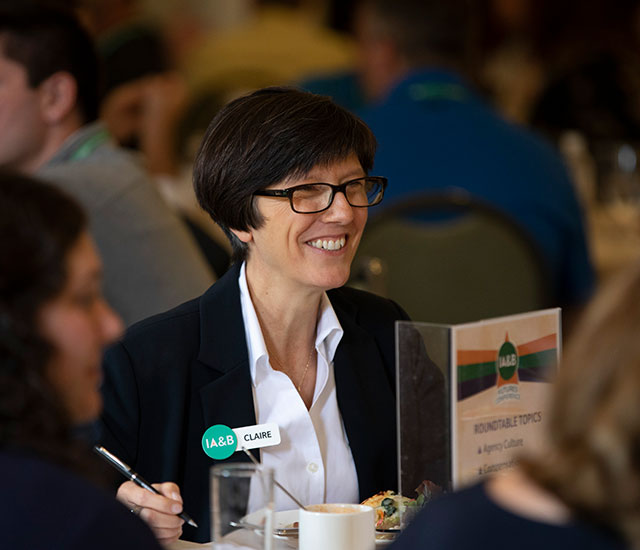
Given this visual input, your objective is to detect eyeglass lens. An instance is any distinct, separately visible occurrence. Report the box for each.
[291,179,383,213]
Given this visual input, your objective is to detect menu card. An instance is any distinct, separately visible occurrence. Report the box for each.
[396,308,560,497]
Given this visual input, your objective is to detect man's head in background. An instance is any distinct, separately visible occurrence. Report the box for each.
[0,5,100,173]
[354,0,475,102]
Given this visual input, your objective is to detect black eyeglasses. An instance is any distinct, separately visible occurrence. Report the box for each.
[253,176,387,214]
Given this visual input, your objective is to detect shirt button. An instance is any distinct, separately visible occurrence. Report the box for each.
[307,462,319,473]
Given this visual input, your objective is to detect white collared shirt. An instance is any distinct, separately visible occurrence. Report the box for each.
[238,263,359,511]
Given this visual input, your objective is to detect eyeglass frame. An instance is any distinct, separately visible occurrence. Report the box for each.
[252,176,388,214]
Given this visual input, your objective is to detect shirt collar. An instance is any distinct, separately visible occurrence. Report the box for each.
[238,262,343,387]
[43,122,112,167]
[238,262,270,386]
[316,292,343,366]
[371,67,474,108]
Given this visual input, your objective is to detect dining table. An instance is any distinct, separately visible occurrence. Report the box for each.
[166,523,394,549]
[167,530,293,550]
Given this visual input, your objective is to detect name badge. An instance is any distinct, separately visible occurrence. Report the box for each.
[202,424,237,460]
[233,422,281,450]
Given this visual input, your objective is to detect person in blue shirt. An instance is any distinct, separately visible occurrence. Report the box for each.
[306,0,595,316]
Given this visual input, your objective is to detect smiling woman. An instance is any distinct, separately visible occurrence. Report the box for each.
[0,171,162,549]
[238,154,370,301]
[99,87,444,544]
[0,171,120,454]
[38,231,120,425]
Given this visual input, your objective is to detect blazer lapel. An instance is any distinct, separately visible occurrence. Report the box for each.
[331,294,397,499]
[196,263,257,459]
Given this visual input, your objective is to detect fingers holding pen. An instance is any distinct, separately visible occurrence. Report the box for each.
[117,481,184,543]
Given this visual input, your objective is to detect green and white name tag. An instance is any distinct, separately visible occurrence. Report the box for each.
[202,424,238,460]
[233,422,281,450]
[202,423,281,459]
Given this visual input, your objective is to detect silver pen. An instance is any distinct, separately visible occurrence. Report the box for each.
[93,445,198,528]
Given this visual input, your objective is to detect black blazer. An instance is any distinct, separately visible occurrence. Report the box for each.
[100,262,408,542]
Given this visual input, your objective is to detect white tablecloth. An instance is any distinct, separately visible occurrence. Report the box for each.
[167,530,292,550]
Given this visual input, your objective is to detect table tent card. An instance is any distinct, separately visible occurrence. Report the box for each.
[396,308,560,501]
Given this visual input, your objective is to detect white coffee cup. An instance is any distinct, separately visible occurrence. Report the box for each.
[299,503,375,550]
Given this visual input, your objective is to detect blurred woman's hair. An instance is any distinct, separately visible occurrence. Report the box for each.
[521,260,640,546]
[0,170,90,471]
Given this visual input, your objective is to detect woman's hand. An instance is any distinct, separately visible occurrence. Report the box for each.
[117,480,184,543]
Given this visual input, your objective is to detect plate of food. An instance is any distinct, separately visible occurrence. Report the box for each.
[361,479,442,531]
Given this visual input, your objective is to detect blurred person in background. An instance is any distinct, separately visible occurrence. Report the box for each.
[353,0,595,319]
[390,258,640,550]
[183,0,355,106]
[530,0,640,201]
[0,171,163,550]
[0,5,214,326]
[531,0,640,146]
[78,0,232,276]
[475,0,549,124]
[82,0,187,178]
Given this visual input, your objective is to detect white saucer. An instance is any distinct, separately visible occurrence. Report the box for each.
[241,510,396,548]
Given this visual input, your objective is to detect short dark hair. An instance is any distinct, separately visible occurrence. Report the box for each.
[0,170,87,465]
[193,87,377,263]
[0,4,101,123]
[363,0,473,68]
